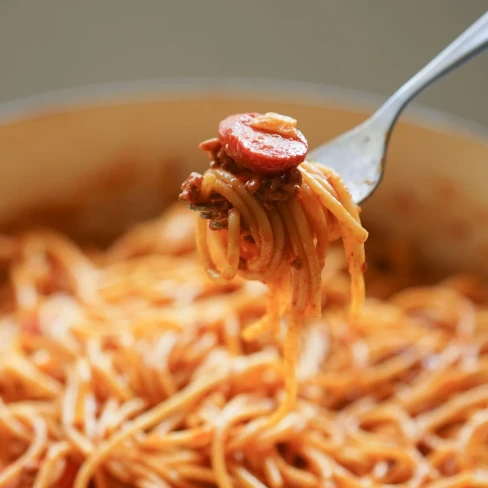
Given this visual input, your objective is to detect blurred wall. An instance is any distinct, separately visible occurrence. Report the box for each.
[0,0,487,126]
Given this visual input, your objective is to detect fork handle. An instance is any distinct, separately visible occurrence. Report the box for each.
[372,11,488,136]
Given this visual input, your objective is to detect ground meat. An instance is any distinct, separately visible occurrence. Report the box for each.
[211,147,242,174]
[201,140,302,205]
[201,199,231,230]
[207,143,302,206]
[187,196,232,231]
[181,144,303,231]
[179,172,204,204]
[179,172,231,230]
[245,167,302,207]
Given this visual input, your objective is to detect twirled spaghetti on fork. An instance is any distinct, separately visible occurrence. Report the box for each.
[180,112,368,422]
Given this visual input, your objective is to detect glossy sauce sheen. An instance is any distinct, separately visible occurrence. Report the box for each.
[218,113,308,175]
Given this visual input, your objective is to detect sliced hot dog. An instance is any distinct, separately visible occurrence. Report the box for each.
[218,113,308,175]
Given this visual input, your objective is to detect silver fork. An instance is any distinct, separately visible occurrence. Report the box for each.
[309,11,488,205]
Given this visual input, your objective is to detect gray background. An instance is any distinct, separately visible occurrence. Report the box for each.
[1,0,487,126]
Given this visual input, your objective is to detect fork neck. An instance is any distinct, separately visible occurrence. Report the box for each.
[369,11,488,143]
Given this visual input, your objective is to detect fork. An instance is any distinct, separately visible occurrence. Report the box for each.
[309,11,488,205]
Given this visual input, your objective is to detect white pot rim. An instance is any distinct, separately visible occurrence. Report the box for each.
[0,76,486,144]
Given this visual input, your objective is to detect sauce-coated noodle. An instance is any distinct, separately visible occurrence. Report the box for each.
[0,204,486,487]
[181,113,368,424]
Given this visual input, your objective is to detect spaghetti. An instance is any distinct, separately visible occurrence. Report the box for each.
[180,112,367,422]
[0,116,486,487]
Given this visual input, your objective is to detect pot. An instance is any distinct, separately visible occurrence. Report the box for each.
[0,78,487,274]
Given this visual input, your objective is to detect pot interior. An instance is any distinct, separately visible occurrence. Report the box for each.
[0,93,487,275]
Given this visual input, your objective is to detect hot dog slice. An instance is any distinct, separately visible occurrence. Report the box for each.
[218,113,308,175]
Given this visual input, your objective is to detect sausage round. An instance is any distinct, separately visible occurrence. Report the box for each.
[218,113,308,175]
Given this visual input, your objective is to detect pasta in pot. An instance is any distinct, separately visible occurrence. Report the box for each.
[0,113,486,488]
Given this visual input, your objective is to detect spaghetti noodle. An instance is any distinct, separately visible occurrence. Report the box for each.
[180,112,367,422]
[0,115,486,487]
